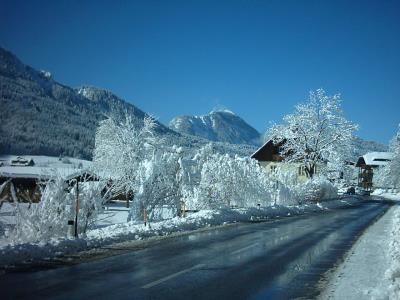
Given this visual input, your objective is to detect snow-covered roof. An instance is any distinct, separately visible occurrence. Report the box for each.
[0,155,93,180]
[250,139,272,159]
[10,156,34,166]
[361,152,393,166]
[0,166,86,180]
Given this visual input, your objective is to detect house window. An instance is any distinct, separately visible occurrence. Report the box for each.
[298,166,305,176]
[298,165,314,176]
[270,165,277,172]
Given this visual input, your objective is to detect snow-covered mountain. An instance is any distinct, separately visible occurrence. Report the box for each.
[0,47,256,159]
[169,110,261,146]
[0,47,175,159]
[0,47,386,160]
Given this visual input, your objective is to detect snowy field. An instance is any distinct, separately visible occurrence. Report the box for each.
[0,196,362,267]
[319,192,400,300]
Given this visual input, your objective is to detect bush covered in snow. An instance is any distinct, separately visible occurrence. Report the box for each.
[297,176,338,202]
[8,176,104,244]
[130,147,185,221]
[192,152,274,209]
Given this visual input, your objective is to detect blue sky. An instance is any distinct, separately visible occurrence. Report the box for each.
[1,0,399,144]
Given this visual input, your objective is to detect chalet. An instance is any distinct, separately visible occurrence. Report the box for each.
[356,152,393,190]
[11,156,35,167]
[0,156,98,203]
[251,140,317,182]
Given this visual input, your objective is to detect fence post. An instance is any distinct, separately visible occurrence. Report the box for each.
[180,201,186,217]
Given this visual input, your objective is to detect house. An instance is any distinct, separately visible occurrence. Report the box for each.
[0,155,97,203]
[251,139,317,182]
[356,152,393,190]
[10,156,35,167]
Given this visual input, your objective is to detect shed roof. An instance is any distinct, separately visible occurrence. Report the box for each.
[0,166,88,180]
[356,152,393,167]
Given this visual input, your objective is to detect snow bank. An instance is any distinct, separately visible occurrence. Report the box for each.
[385,194,400,298]
[318,200,397,300]
[0,196,361,268]
[372,189,400,201]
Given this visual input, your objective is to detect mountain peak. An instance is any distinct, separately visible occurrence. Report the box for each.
[209,108,236,116]
[169,111,260,146]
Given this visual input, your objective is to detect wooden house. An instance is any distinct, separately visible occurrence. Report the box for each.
[356,152,393,190]
[251,140,317,182]
[10,156,35,167]
[0,156,98,204]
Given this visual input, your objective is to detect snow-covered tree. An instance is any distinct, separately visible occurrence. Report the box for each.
[93,113,191,221]
[194,151,274,209]
[267,89,358,178]
[131,146,187,221]
[387,125,400,189]
[93,114,159,201]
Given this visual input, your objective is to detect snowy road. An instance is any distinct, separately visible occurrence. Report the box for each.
[0,200,392,300]
[319,203,397,299]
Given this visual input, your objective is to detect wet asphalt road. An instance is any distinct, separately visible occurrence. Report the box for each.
[0,200,391,300]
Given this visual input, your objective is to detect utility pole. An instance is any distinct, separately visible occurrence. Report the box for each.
[74,179,79,238]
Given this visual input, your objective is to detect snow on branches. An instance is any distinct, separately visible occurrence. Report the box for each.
[93,114,160,202]
[131,146,186,221]
[94,114,187,221]
[191,146,275,209]
[10,175,104,243]
[267,89,358,178]
[92,109,342,225]
[388,125,400,188]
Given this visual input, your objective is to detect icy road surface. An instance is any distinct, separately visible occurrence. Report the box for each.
[0,200,391,300]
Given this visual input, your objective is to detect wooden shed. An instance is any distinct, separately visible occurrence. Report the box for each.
[355,152,393,190]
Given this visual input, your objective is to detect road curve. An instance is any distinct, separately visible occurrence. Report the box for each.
[0,200,391,300]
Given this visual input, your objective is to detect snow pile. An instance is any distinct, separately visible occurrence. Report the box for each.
[386,197,400,298]
[372,189,400,201]
[297,176,338,202]
[318,200,397,300]
[0,196,361,267]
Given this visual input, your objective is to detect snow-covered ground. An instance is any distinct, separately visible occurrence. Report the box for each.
[0,196,362,268]
[96,201,131,227]
[0,155,92,180]
[319,192,400,300]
